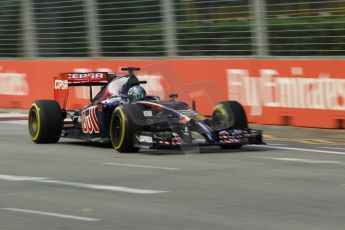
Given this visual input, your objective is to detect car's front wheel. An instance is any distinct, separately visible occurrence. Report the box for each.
[110,105,146,153]
[212,101,248,149]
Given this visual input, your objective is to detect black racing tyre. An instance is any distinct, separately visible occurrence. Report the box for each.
[28,100,62,143]
[212,101,248,149]
[110,104,146,153]
[220,143,243,149]
[212,101,248,130]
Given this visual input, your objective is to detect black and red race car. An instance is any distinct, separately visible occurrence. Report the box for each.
[28,67,264,153]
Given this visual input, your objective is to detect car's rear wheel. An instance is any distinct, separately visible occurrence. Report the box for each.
[212,101,248,149]
[28,100,62,143]
[110,105,146,153]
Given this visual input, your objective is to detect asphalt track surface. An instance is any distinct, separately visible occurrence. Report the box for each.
[0,119,345,230]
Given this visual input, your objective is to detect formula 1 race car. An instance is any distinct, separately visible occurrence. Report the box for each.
[28,67,264,153]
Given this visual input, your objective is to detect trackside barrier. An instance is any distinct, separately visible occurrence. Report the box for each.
[0,59,344,129]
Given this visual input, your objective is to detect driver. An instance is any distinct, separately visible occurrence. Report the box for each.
[127,85,146,102]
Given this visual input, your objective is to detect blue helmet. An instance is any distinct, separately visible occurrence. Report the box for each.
[128,85,146,101]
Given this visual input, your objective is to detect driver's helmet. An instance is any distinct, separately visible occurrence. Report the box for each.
[128,85,146,101]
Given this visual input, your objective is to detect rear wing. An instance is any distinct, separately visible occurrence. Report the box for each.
[60,72,109,86]
[54,72,112,109]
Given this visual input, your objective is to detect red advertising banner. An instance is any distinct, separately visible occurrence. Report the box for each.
[0,59,344,128]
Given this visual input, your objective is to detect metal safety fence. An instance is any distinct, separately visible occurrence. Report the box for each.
[0,0,345,58]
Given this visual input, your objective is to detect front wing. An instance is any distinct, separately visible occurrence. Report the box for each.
[133,129,264,149]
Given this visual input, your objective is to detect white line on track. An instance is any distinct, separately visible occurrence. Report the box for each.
[0,113,27,118]
[320,147,345,151]
[0,175,49,181]
[257,157,344,164]
[0,120,27,125]
[0,174,168,194]
[267,143,286,146]
[102,162,179,171]
[1,208,99,222]
[253,145,345,155]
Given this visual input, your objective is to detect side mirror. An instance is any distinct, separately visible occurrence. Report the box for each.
[192,100,196,111]
[169,93,178,100]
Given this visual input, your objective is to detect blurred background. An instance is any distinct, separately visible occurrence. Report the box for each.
[1,0,345,59]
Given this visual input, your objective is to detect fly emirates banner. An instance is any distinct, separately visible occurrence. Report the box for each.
[0,59,344,128]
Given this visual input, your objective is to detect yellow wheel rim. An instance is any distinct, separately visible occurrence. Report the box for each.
[214,105,226,116]
[213,104,231,130]
[111,107,126,150]
[29,103,40,141]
